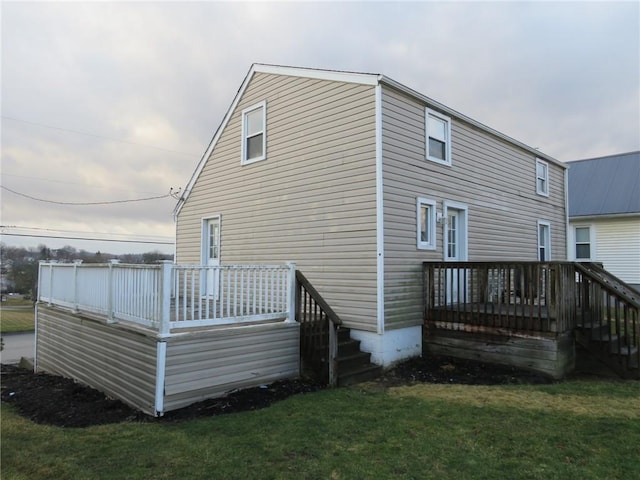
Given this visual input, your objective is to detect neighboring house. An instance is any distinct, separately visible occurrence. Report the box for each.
[567,151,640,291]
[174,64,568,367]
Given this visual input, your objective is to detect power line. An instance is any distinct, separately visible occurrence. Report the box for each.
[2,115,198,158]
[1,225,173,241]
[1,173,164,196]
[1,232,174,245]
[1,185,179,205]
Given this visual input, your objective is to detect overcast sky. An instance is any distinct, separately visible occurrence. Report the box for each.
[1,1,639,255]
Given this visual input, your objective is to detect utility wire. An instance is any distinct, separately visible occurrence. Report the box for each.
[1,173,164,196]
[2,115,198,158]
[1,225,173,241]
[1,232,173,245]
[1,185,178,205]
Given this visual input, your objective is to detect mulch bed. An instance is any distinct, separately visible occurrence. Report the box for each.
[1,355,552,428]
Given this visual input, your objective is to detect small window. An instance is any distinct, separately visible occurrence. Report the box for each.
[426,108,452,166]
[417,198,437,250]
[241,101,266,165]
[574,226,592,260]
[537,221,551,261]
[536,159,549,196]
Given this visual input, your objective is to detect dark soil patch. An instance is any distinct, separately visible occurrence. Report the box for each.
[1,355,552,428]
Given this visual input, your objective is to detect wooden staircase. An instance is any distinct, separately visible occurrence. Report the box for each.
[573,263,640,378]
[296,270,382,386]
[335,327,382,386]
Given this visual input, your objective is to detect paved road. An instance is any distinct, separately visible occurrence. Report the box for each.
[1,331,35,364]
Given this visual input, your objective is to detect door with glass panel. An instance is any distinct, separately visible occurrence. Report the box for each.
[203,217,220,298]
[445,206,468,304]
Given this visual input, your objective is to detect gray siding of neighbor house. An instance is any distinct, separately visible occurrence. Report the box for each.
[177,73,379,332]
[381,86,567,330]
[163,322,299,412]
[36,306,158,414]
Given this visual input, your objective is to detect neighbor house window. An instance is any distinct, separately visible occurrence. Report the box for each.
[241,101,266,165]
[574,226,592,260]
[426,108,452,166]
[538,221,551,261]
[417,197,437,250]
[536,159,549,196]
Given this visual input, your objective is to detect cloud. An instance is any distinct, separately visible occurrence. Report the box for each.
[1,1,638,254]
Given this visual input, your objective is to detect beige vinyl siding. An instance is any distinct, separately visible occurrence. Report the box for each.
[381,86,567,330]
[177,73,378,331]
[36,306,157,415]
[163,322,299,412]
[571,216,640,286]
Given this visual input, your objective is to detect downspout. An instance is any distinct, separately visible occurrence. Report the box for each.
[375,82,385,335]
[564,166,570,261]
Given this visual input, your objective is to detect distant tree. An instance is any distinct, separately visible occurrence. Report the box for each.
[142,251,170,264]
[9,259,37,294]
[38,244,51,260]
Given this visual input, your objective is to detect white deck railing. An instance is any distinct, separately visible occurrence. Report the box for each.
[38,261,296,335]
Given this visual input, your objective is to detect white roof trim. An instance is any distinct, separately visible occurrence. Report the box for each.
[175,63,563,215]
[174,66,256,217]
[378,75,564,169]
[253,64,380,86]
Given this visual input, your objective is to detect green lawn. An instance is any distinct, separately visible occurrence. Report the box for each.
[0,307,35,333]
[2,379,639,479]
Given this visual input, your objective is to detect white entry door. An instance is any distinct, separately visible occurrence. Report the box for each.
[444,203,468,304]
[203,217,220,298]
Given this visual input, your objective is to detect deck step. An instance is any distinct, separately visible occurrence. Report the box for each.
[336,351,372,371]
[338,364,383,387]
[335,327,382,385]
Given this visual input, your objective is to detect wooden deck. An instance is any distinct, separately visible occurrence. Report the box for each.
[423,261,640,379]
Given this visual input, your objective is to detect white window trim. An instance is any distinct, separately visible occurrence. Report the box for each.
[537,220,551,261]
[425,108,452,166]
[536,158,549,197]
[201,215,222,265]
[416,197,437,250]
[443,200,468,261]
[572,224,595,261]
[241,101,267,165]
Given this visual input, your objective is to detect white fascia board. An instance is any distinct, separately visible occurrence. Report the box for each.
[378,76,565,169]
[375,84,384,334]
[253,63,380,86]
[174,65,258,217]
[174,64,381,217]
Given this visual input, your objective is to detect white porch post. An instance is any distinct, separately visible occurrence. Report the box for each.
[286,262,296,323]
[107,260,119,323]
[47,263,53,306]
[72,260,82,313]
[159,261,173,336]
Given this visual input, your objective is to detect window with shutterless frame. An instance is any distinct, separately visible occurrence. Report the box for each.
[536,158,549,196]
[426,108,452,166]
[241,101,266,165]
[417,197,437,250]
[574,225,593,260]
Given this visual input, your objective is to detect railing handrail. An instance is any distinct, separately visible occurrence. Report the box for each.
[38,262,294,334]
[574,263,640,309]
[295,270,342,326]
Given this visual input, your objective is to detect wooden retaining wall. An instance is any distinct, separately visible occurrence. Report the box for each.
[36,305,300,416]
[423,324,575,379]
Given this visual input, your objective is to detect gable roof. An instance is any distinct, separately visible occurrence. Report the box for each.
[174,63,563,216]
[567,151,640,218]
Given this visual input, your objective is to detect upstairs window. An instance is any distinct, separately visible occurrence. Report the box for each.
[426,108,452,166]
[417,197,437,250]
[574,226,593,260]
[241,101,266,165]
[536,159,549,196]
